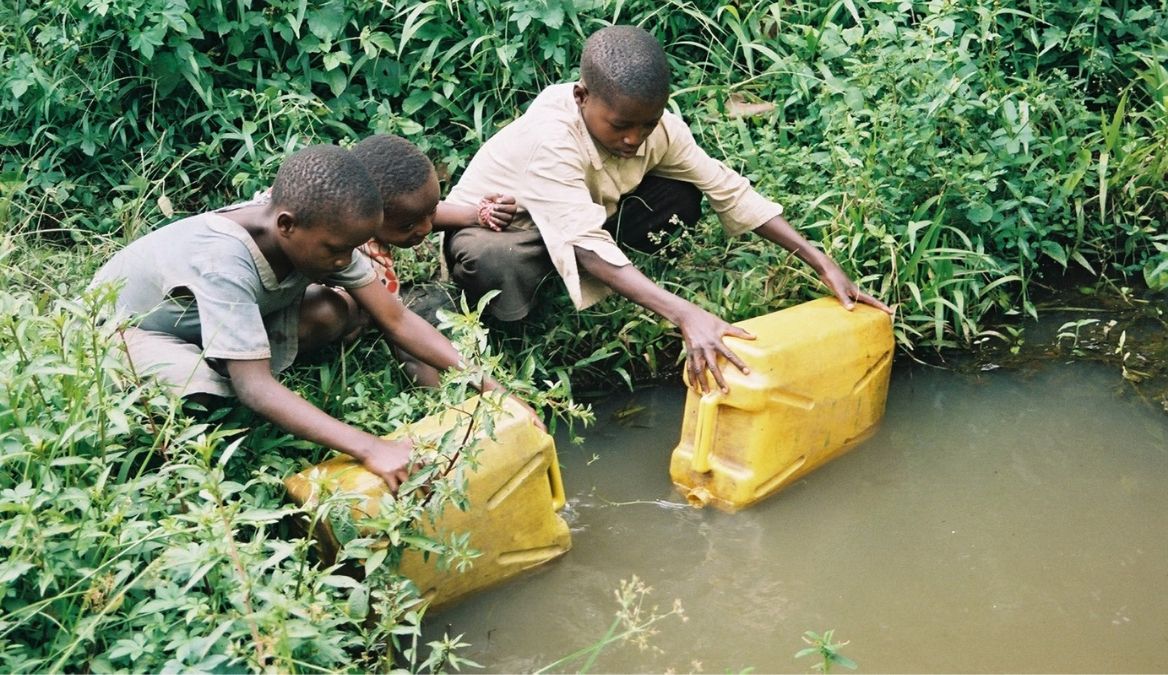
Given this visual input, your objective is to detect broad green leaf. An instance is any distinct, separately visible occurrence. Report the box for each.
[348,584,370,618]
[9,79,30,99]
[402,89,432,115]
[323,50,352,71]
[324,68,347,97]
[322,574,362,589]
[1039,240,1067,267]
[965,202,994,224]
[1143,254,1168,291]
[365,547,388,575]
[365,31,396,56]
[307,1,347,42]
[0,560,34,585]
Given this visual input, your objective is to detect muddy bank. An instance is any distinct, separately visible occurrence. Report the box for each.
[951,284,1168,414]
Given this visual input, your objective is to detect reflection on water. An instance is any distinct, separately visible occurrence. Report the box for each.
[429,362,1168,673]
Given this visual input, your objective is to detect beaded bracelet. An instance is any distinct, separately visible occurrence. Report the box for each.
[476,197,496,228]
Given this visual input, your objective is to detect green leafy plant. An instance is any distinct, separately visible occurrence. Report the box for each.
[534,575,687,674]
[0,231,589,672]
[4,0,1167,367]
[795,629,858,673]
[6,3,1168,668]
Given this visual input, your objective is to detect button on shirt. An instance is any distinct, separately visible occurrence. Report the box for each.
[445,82,784,309]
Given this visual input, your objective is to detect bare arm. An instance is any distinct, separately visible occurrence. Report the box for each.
[225,359,413,489]
[433,202,478,231]
[352,282,465,370]
[753,214,892,313]
[434,195,517,232]
[350,282,546,430]
[574,247,753,394]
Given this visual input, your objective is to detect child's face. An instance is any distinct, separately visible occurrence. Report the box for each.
[574,84,664,158]
[280,211,381,281]
[375,170,440,249]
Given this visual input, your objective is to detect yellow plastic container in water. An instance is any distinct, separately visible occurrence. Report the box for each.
[285,395,571,611]
[670,297,894,511]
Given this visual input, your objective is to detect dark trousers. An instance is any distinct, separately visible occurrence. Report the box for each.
[444,175,702,321]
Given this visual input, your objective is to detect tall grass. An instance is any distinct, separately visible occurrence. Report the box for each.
[0,232,589,671]
[5,0,1163,356]
[1,1,1166,666]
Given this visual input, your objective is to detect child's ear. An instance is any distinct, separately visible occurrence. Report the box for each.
[573,83,589,106]
[276,211,298,236]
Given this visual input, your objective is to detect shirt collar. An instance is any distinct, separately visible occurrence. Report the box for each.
[572,106,606,171]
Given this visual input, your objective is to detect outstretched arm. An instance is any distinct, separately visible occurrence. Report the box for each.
[753,214,892,313]
[350,283,546,430]
[225,359,414,489]
[574,247,753,394]
[352,282,467,372]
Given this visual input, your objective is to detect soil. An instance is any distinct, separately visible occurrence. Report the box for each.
[939,282,1168,414]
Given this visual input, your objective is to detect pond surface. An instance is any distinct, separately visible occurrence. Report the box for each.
[430,360,1168,673]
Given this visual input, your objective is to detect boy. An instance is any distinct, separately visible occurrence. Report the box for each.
[248,134,518,387]
[94,144,530,491]
[443,25,892,394]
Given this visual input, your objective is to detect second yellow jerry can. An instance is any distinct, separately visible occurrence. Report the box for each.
[285,395,571,611]
[670,297,894,511]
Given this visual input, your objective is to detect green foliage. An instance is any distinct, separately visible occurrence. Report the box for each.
[675,0,1168,350]
[0,235,587,671]
[534,575,687,674]
[795,629,858,673]
[2,1,1167,665]
[2,0,1166,358]
[0,0,606,234]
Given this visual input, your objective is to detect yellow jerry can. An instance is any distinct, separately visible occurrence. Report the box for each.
[285,395,571,611]
[670,297,894,511]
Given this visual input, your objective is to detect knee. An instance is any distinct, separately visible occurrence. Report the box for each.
[445,229,552,321]
[447,230,512,286]
[446,229,496,277]
[298,285,355,352]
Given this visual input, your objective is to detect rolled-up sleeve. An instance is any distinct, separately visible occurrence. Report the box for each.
[522,139,631,309]
[651,116,784,237]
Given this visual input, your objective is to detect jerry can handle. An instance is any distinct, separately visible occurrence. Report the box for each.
[546,455,567,511]
[691,391,721,473]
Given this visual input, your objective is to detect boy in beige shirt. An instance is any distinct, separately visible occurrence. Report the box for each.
[444,25,891,393]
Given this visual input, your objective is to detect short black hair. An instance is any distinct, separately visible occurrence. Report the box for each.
[270,144,381,229]
[580,25,670,105]
[350,134,436,203]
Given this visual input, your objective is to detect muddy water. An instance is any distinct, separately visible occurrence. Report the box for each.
[431,362,1168,673]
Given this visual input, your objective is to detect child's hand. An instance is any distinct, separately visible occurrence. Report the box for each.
[817,259,893,314]
[361,438,415,491]
[676,306,755,394]
[476,194,517,231]
[509,394,547,433]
